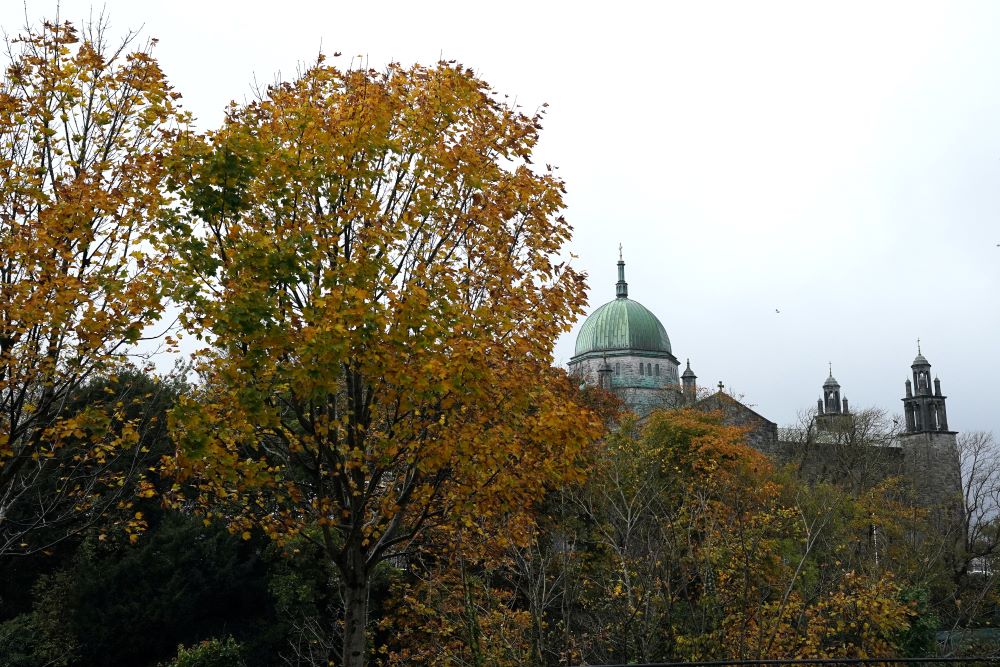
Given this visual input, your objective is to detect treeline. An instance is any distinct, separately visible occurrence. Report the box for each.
[1,17,998,667]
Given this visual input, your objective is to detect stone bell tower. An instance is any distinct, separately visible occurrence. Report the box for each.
[815,364,851,432]
[899,342,962,515]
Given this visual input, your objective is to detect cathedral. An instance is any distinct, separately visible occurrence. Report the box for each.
[569,256,963,509]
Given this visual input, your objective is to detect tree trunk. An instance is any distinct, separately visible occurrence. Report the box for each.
[460,559,486,667]
[341,564,370,667]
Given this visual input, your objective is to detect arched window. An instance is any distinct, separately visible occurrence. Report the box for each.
[647,363,652,375]
[639,362,644,376]
[615,363,620,375]
[655,364,660,376]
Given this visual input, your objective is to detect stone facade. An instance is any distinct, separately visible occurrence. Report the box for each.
[570,353,679,390]
[572,352,681,415]
[899,430,963,514]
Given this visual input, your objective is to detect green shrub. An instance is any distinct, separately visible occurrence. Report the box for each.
[167,637,245,667]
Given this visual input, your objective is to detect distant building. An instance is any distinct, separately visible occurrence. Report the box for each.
[569,257,962,512]
[569,254,682,414]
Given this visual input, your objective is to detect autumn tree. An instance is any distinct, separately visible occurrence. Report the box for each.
[0,18,184,556]
[379,382,617,667]
[164,60,601,667]
[490,408,918,665]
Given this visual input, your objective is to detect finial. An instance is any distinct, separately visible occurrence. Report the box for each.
[828,361,832,376]
[686,358,691,369]
[717,381,724,393]
[615,250,628,299]
[917,337,922,354]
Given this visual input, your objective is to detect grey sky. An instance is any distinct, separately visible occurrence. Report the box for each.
[4,1,999,434]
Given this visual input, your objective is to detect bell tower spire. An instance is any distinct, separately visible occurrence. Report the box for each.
[616,245,628,299]
[902,343,950,432]
[816,365,851,431]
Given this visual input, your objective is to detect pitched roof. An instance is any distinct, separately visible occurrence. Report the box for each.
[693,391,777,428]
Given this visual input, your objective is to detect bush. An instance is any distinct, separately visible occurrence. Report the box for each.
[167,637,245,667]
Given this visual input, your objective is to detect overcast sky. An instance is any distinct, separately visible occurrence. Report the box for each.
[4,1,999,433]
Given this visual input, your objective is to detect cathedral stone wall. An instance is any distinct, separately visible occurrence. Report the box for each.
[770,438,906,493]
[571,352,682,417]
[570,353,679,391]
[757,430,961,516]
[618,385,684,416]
[899,431,964,515]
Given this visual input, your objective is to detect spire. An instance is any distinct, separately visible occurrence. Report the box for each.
[824,363,839,388]
[820,364,843,416]
[902,341,949,433]
[616,247,628,299]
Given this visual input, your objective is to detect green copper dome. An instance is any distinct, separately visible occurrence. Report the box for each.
[573,257,671,357]
[574,298,672,356]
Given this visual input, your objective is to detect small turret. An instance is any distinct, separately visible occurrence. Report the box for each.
[597,358,613,390]
[682,359,697,401]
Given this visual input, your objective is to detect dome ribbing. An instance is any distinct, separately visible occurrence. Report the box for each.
[574,298,672,356]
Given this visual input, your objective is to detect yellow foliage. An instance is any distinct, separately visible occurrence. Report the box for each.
[163,60,603,666]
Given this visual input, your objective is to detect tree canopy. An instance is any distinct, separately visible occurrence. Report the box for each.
[0,18,184,556]
[163,59,602,666]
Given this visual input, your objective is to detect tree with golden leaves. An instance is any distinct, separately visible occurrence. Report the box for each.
[484,407,918,665]
[0,18,184,556]
[164,59,601,667]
